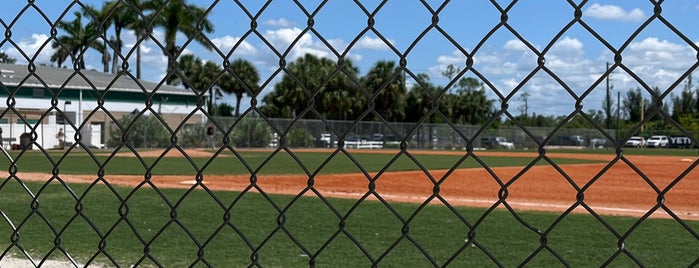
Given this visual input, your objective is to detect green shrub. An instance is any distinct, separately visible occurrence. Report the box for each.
[286,128,314,147]
[178,123,206,148]
[231,118,272,147]
[109,114,169,148]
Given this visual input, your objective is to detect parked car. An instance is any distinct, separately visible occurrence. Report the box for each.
[345,135,363,142]
[623,136,645,148]
[645,135,669,148]
[589,137,607,148]
[319,133,332,148]
[570,135,586,146]
[370,133,384,141]
[480,136,515,149]
[548,135,585,146]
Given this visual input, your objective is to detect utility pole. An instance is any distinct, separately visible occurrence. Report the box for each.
[616,91,620,143]
[519,91,530,118]
[605,62,613,129]
[640,97,645,136]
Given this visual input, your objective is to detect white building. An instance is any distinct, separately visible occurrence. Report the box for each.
[0,63,206,150]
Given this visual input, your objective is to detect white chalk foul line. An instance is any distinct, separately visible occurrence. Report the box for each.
[173,184,696,219]
[321,191,695,218]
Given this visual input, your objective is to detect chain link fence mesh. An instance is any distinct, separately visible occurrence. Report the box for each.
[1,0,698,267]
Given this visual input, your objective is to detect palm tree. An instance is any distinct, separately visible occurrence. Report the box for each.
[362,60,407,122]
[319,59,362,120]
[51,11,108,70]
[50,46,71,68]
[98,1,135,74]
[260,54,361,120]
[405,73,441,123]
[218,59,260,117]
[200,61,221,115]
[0,52,16,64]
[176,54,202,90]
[97,0,151,78]
[131,10,152,80]
[176,54,221,114]
[143,0,214,84]
[82,4,113,73]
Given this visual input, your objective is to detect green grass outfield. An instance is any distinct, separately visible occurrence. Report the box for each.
[539,147,699,157]
[1,149,697,266]
[1,149,607,175]
[0,181,697,267]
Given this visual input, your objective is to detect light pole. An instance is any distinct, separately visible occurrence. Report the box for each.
[63,101,72,149]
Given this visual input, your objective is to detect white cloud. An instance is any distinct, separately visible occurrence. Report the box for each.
[502,78,519,90]
[349,54,363,62]
[326,38,349,52]
[436,50,465,65]
[210,35,257,55]
[263,27,329,60]
[4,34,53,65]
[584,3,646,22]
[553,37,584,53]
[264,27,312,49]
[628,37,684,53]
[131,45,168,82]
[622,37,692,73]
[355,37,393,50]
[503,39,528,51]
[548,37,587,69]
[264,18,294,28]
[117,30,168,82]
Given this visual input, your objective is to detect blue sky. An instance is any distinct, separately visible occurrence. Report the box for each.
[2,1,699,118]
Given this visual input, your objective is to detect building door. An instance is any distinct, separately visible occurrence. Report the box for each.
[91,122,104,149]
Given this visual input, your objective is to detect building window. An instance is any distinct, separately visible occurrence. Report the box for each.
[57,112,75,124]
[32,88,44,98]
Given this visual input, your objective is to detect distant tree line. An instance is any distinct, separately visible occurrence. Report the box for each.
[506,76,699,135]
[260,56,496,125]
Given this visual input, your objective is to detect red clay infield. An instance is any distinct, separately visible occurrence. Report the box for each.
[14,149,699,220]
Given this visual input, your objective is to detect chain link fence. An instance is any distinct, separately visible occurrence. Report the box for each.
[1,1,699,267]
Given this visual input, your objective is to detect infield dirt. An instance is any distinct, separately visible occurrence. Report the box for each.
[14,149,699,220]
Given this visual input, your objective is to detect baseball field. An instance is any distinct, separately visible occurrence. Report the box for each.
[1,148,697,266]
[14,147,698,219]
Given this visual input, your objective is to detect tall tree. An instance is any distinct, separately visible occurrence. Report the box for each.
[647,86,669,122]
[405,73,441,123]
[671,74,697,121]
[218,59,260,117]
[176,54,221,114]
[362,60,406,122]
[452,77,495,124]
[319,59,362,120]
[144,0,214,85]
[438,65,495,124]
[95,1,144,75]
[82,4,112,73]
[0,52,16,64]
[623,88,644,122]
[261,54,360,120]
[51,11,109,70]
[200,61,221,115]
[260,89,291,119]
[50,47,71,68]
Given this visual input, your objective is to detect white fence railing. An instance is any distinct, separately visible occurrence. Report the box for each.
[338,140,384,149]
[0,123,102,150]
